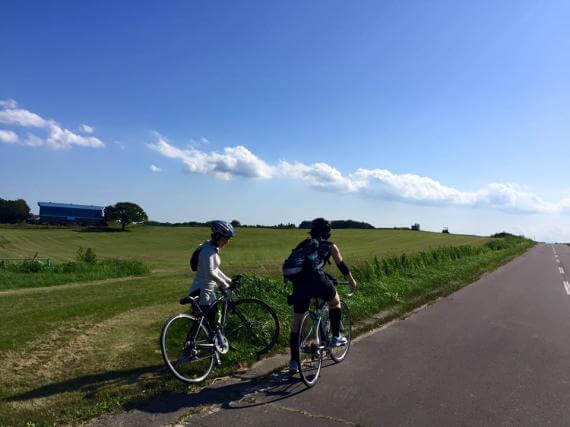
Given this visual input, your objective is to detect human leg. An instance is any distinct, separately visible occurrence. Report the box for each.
[289,285,310,368]
[327,292,342,337]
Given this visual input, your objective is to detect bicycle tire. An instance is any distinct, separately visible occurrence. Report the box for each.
[160,313,215,383]
[298,311,323,387]
[328,301,352,363]
[223,298,280,359]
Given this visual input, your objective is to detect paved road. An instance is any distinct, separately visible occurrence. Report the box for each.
[188,244,570,426]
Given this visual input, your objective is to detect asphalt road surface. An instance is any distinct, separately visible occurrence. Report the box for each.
[188,244,570,426]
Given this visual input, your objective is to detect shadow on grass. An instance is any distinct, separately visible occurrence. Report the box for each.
[6,365,162,403]
[74,227,126,233]
[4,363,310,418]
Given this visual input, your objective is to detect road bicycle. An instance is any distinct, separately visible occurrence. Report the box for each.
[160,277,280,383]
[297,280,353,387]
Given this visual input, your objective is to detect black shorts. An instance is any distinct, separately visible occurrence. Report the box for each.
[290,270,336,314]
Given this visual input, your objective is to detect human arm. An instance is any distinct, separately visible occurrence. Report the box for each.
[331,244,357,292]
[204,249,232,290]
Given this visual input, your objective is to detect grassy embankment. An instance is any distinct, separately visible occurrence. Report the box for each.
[0,226,533,425]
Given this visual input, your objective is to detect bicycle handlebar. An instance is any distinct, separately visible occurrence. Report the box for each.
[332,279,355,296]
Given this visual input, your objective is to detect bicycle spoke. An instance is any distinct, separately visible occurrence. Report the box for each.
[298,312,322,387]
[224,299,279,360]
[160,314,215,383]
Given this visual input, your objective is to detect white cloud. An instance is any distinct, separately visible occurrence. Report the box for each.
[23,134,44,147]
[0,99,18,109]
[147,133,273,180]
[0,129,18,143]
[0,106,47,127]
[45,123,104,150]
[113,141,126,150]
[80,124,95,133]
[189,137,210,148]
[148,133,570,216]
[0,99,104,150]
[150,164,162,173]
[278,161,360,192]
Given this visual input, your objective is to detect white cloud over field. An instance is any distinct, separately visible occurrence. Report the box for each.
[148,134,570,216]
[0,99,104,150]
[80,124,95,133]
[0,129,18,143]
[148,133,272,180]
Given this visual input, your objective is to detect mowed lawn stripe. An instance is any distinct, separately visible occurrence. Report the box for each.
[0,273,188,353]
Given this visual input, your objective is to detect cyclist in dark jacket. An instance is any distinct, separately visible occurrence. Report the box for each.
[288,218,357,373]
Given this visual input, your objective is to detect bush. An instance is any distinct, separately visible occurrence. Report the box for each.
[76,247,97,264]
[352,237,531,283]
[0,248,150,290]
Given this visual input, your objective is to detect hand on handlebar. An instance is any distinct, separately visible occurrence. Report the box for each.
[348,277,357,293]
[230,274,242,290]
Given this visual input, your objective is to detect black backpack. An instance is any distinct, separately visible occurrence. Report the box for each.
[282,239,323,280]
[190,245,203,272]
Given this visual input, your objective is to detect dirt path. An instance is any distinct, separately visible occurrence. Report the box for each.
[0,270,176,296]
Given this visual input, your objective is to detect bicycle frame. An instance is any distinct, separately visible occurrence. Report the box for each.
[309,299,331,349]
[182,293,232,364]
[186,291,261,350]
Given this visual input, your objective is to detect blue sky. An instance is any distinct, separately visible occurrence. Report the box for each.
[1,1,570,241]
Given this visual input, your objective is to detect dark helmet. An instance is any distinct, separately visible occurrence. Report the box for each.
[210,220,235,238]
[310,218,331,239]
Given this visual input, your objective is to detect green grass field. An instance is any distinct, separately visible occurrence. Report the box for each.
[0,225,533,425]
[0,225,493,277]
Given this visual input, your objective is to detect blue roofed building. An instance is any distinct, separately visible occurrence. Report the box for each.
[38,202,104,225]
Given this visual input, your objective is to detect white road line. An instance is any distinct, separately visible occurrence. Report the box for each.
[559,267,565,275]
[557,259,561,264]
[564,281,570,295]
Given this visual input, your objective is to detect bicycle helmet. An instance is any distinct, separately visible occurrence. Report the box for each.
[310,217,331,239]
[210,220,235,238]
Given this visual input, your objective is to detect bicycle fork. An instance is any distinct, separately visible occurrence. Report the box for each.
[195,317,223,366]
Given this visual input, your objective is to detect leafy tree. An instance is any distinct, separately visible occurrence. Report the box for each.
[230,219,241,227]
[104,202,148,231]
[0,198,31,223]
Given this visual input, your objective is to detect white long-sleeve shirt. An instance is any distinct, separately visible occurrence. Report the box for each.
[188,240,232,305]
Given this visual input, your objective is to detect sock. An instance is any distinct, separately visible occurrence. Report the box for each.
[290,332,300,362]
[329,307,341,337]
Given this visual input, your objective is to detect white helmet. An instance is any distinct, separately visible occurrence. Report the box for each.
[210,220,235,238]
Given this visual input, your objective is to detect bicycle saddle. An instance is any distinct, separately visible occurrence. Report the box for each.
[179,295,198,305]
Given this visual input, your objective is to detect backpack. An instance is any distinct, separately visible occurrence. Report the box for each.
[190,243,205,272]
[282,238,324,280]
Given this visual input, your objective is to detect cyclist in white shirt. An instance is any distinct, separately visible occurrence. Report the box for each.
[188,221,235,322]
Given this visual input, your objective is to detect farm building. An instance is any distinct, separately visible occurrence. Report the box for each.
[38,202,104,225]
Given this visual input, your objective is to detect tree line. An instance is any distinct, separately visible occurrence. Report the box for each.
[0,198,31,223]
[298,219,375,229]
[0,198,375,230]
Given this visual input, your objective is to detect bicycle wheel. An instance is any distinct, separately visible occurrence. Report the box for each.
[160,313,215,383]
[328,301,352,363]
[298,311,323,387]
[223,298,280,359]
